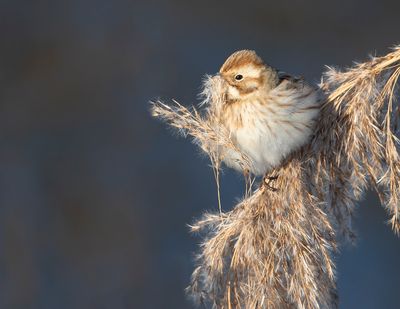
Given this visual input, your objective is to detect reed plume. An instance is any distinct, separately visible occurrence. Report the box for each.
[150,46,400,308]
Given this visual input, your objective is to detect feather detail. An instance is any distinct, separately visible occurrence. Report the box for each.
[218,76,321,175]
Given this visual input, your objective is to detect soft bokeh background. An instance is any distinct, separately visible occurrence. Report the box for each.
[1,0,400,308]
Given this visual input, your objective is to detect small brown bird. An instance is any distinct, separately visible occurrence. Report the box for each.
[215,50,321,176]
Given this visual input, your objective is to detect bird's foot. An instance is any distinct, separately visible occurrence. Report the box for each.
[262,174,279,192]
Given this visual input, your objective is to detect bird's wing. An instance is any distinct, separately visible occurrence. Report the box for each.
[277,71,310,92]
[278,71,303,83]
[276,71,321,106]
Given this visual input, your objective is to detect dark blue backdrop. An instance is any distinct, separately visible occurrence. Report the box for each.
[0,0,399,308]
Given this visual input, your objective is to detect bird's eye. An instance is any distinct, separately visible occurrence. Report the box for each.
[235,74,243,81]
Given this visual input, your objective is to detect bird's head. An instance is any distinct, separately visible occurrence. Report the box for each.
[219,50,279,102]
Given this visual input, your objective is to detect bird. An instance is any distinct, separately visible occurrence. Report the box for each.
[214,50,322,178]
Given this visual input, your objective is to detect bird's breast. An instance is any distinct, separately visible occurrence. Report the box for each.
[220,93,319,175]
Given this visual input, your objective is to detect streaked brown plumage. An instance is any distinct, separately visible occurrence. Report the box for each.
[214,50,321,175]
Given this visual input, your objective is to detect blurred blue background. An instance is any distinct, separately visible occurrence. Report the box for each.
[1,0,400,308]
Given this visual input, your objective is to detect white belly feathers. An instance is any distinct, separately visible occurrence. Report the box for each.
[220,81,320,176]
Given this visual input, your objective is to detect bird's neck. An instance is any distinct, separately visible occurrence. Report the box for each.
[261,67,279,92]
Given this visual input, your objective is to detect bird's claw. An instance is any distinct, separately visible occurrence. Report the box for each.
[263,175,279,192]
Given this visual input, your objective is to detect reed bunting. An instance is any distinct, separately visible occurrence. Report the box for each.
[209,50,321,177]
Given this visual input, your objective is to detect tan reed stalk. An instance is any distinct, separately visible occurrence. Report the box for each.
[150,45,400,308]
